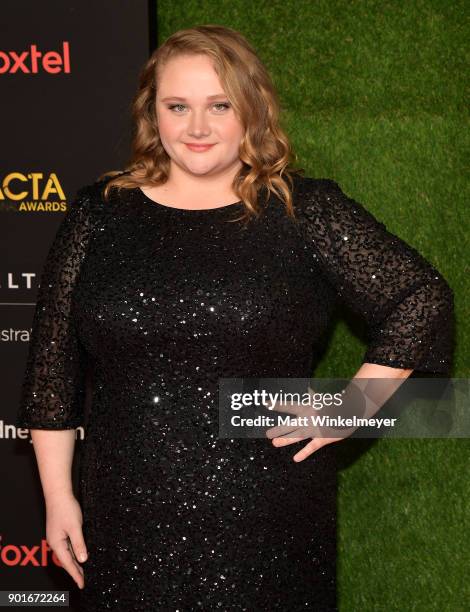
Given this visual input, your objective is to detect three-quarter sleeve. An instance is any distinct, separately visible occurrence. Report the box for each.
[17,184,97,429]
[295,178,455,375]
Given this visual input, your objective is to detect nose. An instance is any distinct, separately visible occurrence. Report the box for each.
[187,108,211,138]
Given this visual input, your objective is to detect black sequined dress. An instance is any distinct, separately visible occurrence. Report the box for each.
[17,172,454,611]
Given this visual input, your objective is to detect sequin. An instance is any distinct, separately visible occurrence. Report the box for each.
[16,172,454,611]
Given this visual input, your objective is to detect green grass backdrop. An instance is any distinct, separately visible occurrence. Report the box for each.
[154,1,469,609]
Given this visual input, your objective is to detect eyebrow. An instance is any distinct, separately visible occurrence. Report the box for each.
[160,94,228,102]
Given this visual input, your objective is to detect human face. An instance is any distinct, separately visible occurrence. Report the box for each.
[155,54,244,181]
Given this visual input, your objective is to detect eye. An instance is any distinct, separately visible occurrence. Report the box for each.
[166,102,231,113]
[213,102,231,112]
[167,104,186,113]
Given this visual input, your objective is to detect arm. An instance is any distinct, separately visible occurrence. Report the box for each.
[294,178,455,375]
[17,183,99,587]
[17,185,95,431]
[271,178,454,459]
[30,429,76,499]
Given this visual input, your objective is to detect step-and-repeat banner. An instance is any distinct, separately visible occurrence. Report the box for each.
[1,1,153,605]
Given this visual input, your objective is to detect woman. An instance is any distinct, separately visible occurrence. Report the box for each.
[17,25,454,611]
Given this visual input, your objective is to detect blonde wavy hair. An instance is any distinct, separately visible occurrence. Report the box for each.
[99,24,305,224]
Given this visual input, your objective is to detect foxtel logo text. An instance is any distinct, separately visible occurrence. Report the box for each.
[0,535,64,567]
[0,42,71,74]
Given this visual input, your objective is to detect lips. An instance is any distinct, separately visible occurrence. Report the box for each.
[185,143,215,152]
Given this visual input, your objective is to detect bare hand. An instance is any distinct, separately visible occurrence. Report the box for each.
[268,428,345,462]
[45,493,88,589]
[264,388,350,462]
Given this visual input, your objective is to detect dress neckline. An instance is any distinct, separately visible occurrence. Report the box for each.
[137,186,243,213]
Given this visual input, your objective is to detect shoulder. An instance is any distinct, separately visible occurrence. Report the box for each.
[291,174,381,228]
[291,173,339,196]
[291,174,346,216]
[72,171,128,212]
[75,171,125,199]
[291,174,355,208]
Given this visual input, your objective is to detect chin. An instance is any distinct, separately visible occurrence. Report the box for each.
[184,163,219,175]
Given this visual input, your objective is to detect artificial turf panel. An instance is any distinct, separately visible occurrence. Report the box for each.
[155,2,468,609]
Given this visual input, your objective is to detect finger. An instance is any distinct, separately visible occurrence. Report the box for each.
[68,525,88,563]
[271,435,304,447]
[293,437,344,462]
[284,428,312,441]
[51,537,85,588]
[292,438,324,462]
[65,538,85,578]
[271,425,314,442]
[67,542,85,576]
[265,423,298,439]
